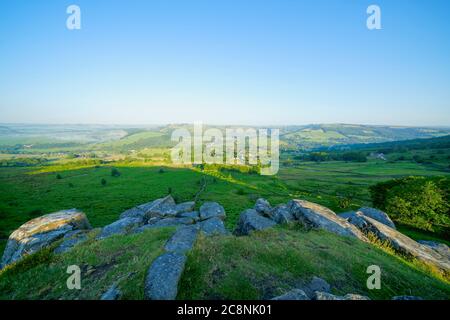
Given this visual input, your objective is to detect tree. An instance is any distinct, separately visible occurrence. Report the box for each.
[370,176,449,231]
[111,168,121,177]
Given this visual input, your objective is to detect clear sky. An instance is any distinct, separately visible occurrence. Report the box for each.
[1,0,449,126]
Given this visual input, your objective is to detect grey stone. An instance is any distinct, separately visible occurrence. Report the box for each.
[144,252,187,300]
[314,292,344,300]
[97,217,144,239]
[254,198,272,217]
[174,202,196,214]
[358,207,396,229]
[392,296,423,300]
[350,215,450,274]
[271,205,294,224]
[119,207,146,220]
[338,211,356,219]
[302,276,331,298]
[314,292,370,300]
[54,230,89,254]
[142,195,178,218]
[343,294,371,300]
[418,240,450,260]
[234,209,277,236]
[133,217,194,234]
[100,284,122,300]
[198,217,228,236]
[177,211,200,221]
[271,289,310,300]
[165,225,199,253]
[288,200,367,241]
[199,202,226,221]
[1,209,91,268]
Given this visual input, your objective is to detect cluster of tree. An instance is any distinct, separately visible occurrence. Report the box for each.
[294,151,367,163]
[370,176,450,233]
[196,163,260,175]
[0,158,48,167]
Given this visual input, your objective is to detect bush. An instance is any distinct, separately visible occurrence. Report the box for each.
[56,174,62,180]
[342,152,367,162]
[370,176,449,232]
[101,178,107,186]
[111,168,121,177]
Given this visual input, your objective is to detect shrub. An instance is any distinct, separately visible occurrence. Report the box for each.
[101,178,107,186]
[111,168,121,177]
[56,174,62,180]
[370,176,449,232]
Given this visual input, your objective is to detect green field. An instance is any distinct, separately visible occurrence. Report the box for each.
[1,157,449,253]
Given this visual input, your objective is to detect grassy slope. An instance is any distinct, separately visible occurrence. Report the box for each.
[1,225,448,300]
[1,159,449,253]
[0,227,174,300]
[179,225,450,300]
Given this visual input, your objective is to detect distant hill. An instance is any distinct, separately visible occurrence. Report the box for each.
[0,123,449,152]
[326,134,450,152]
[279,124,450,150]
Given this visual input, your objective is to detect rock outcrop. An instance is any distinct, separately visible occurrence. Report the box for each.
[340,207,396,229]
[314,292,370,300]
[144,252,187,300]
[254,198,272,218]
[54,230,90,254]
[164,225,199,254]
[199,202,226,221]
[97,217,144,239]
[1,209,91,268]
[418,240,450,260]
[271,289,309,300]
[100,284,122,300]
[234,209,277,236]
[141,198,228,300]
[271,205,294,224]
[347,214,450,274]
[288,200,367,241]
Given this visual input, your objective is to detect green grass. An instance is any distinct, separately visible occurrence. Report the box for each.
[0,227,174,300]
[1,157,449,254]
[179,225,450,300]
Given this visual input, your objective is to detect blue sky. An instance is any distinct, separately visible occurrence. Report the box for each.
[1,0,449,126]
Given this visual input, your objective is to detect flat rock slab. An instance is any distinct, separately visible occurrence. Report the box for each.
[418,240,450,260]
[302,276,331,298]
[314,292,370,300]
[199,202,226,221]
[54,230,89,254]
[144,252,187,300]
[177,211,200,221]
[357,207,396,229]
[97,217,144,239]
[1,209,91,268]
[351,215,450,273]
[271,289,310,300]
[100,284,122,300]
[174,202,196,214]
[198,217,229,236]
[165,225,199,253]
[254,198,272,218]
[234,209,277,236]
[288,199,367,241]
[271,205,294,224]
